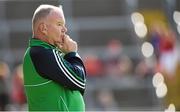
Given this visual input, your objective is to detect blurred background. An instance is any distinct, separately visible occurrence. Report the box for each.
[0,0,180,111]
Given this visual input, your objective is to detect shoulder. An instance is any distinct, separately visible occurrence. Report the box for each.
[30,46,48,53]
[29,46,56,60]
[30,46,53,55]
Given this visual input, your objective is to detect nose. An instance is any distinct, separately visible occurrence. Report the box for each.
[62,26,67,33]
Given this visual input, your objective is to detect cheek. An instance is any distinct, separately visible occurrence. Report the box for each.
[55,28,61,39]
[47,26,54,36]
[48,27,59,36]
[54,27,62,41]
[47,25,62,42]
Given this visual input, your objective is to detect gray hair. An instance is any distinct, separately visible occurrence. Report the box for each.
[32,4,62,31]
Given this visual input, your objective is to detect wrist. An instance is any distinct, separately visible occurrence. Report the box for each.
[65,50,77,54]
[64,52,80,59]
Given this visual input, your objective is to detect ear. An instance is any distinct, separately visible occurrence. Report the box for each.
[38,22,48,35]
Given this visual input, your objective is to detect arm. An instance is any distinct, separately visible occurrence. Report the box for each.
[30,46,86,93]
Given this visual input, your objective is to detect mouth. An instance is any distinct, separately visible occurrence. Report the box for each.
[61,34,65,42]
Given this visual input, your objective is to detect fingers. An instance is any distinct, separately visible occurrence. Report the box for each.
[64,35,73,44]
[64,35,77,46]
[57,34,77,53]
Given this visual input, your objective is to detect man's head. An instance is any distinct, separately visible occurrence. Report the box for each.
[32,4,67,45]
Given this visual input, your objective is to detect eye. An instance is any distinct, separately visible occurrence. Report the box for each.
[58,23,62,26]
[57,22,65,27]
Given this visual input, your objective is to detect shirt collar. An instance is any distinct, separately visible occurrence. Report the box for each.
[29,38,56,49]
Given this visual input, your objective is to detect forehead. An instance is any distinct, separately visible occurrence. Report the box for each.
[48,8,65,22]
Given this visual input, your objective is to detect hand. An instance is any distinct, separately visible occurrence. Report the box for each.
[57,35,78,53]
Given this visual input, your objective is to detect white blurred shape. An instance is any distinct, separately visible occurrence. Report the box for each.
[152,72,164,88]
[177,24,180,34]
[131,12,144,25]
[141,42,154,58]
[156,83,167,98]
[173,11,180,24]
[168,104,176,112]
[134,22,148,38]
[164,103,176,112]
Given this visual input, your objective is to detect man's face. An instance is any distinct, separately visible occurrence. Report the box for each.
[46,9,67,45]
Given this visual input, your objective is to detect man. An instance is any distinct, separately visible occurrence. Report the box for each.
[23,4,86,111]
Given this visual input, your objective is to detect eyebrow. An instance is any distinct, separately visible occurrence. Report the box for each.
[57,21,65,25]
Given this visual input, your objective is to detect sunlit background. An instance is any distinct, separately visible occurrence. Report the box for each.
[0,0,180,111]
